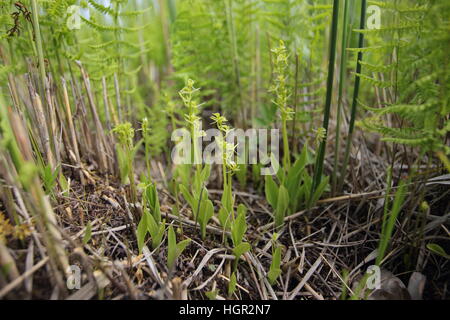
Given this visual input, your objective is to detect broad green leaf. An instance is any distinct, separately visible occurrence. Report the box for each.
[232,242,251,260]
[143,183,162,223]
[228,272,237,297]
[205,290,218,300]
[146,212,164,249]
[198,199,214,239]
[82,221,92,245]
[218,207,230,229]
[153,224,165,250]
[265,175,279,208]
[309,176,329,207]
[116,146,130,184]
[167,225,191,270]
[179,184,195,209]
[193,170,202,195]
[289,146,307,179]
[272,232,279,241]
[174,164,191,187]
[167,225,177,269]
[221,184,233,213]
[176,238,191,256]
[427,243,450,259]
[137,212,148,253]
[285,145,308,211]
[271,154,284,182]
[144,183,157,210]
[268,246,282,285]
[275,185,289,228]
[41,164,59,194]
[237,204,247,218]
[376,181,407,265]
[236,163,247,187]
[59,172,69,196]
[301,172,312,205]
[152,197,161,224]
[231,206,247,247]
[200,164,211,183]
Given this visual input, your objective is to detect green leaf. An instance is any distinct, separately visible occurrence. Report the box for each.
[177,239,191,256]
[221,184,233,213]
[236,164,247,187]
[275,185,289,228]
[174,164,191,187]
[167,225,177,270]
[228,272,237,297]
[59,172,70,196]
[193,166,210,195]
[144,183,157,210]
[268,246,282,285]
[198,199,214,239]
[427,243,450,259]
[41,164,59,194]
[285,144,308,209]
[376,181,407,265]
[82,221,92,245]
[200,164,211,183]
[153,197,162,224]
[116,146,130,184]
[231,205,247,247]
[143,183,162,223]
[272,232,279,242]
[167,225,191,270]
[179,184,195,209]
[205,290,218,300]
[237,204,247,218]
[137,212,148,253]
[309,176,329,207]
[301,171,312,204]
[232,242,251,260]
[146,211,164,249]
[218,207,231,230]
[265,175,279,208]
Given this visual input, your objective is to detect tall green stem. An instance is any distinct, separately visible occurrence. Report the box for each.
[332,0,350,195]
[339,0,367,191]
[312,0,340,193]
[291,54,300,155]
[282,115,290,170]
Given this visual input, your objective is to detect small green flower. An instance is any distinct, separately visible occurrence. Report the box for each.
[112,122,134,148]
[314,127,327,147]
[211,113,231,135]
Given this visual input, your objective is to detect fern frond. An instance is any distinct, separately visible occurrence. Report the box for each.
[353,23,421,35]
[353,73,392,88]
[347,41,409,53]
[87,0,116,16]
[81,16,118,32]
[358,60,395,73]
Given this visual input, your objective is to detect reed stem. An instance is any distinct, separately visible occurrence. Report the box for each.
[312,0,340,194]
[332,0,350,195]
[339,0,367,191]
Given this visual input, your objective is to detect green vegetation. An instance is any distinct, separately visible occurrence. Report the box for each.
[0,0,448,301]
